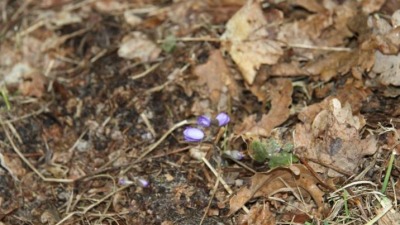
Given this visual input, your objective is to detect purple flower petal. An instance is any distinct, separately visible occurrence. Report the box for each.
[216,112,230,126]
[138,178,149,187]
[197,115,211,127]
[118,177,133,185]
[228,150,244,160]
[183,127,204,142]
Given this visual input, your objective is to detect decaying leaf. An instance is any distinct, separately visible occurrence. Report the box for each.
[367,10,400,85]
[19,71,47,98]
[294,98,378,177]
[193,50,239,109]
[228,164,326,217]
[241,203,275,225]
[118,32,161,62]
[221,1,283,84]
[235,78,292,137]
[370,51,400,86]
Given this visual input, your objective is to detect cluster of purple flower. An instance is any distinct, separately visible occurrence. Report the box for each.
[183,112,230,142]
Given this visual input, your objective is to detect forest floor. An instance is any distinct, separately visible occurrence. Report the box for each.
[0,0,400,224]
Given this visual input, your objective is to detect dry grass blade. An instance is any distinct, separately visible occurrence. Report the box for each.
[1,117,74,183]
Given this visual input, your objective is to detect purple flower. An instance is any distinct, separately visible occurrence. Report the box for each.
[138,178,149,187]
[183,127,204,142]
[197,115,211,127]
[118,177,133,185]
[227,150,244,160]
[216,112,230,126]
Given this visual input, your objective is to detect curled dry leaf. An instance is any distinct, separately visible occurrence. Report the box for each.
[193,50,239,109]
[294,98,377,177]
[368,11,400,86]
[235,78,292,137]
[244,203,275,225]
[19,71,47,98]
[221,1,283,84]
[118,32,161,62]
[361,0,386,14]
[228,164,325,217]
[370,52,400,86]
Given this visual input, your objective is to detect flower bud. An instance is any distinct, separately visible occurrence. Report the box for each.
[183,127,204,142]
[197,115,211,127]
[138,178,149,187]
[216,112,230,126]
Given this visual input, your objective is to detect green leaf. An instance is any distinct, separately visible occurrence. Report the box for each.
[161,35,176,53]
[249,138,280,163]
[268,152,298,168]
[249,140,269,163]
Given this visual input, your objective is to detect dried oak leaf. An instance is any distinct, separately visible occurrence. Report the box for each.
[304,49,375,81]
[234,78,292,137]
[118,32,161,62]
[18,70,47,98]
[368,11,400,85]
[361,0,386,14]
[228,164,325,217]
[370,51,400,86]
[242,203,275,225]
[193,50,239,109]
[294,98,377,177]
[221,1,283,84]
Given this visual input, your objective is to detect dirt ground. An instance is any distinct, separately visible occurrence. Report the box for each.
[1,0,400,224]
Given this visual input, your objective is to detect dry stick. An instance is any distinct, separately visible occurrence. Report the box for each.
[201,156,249,214]
[158,37,352,52]
[121,119,190,175]
[285,43,352,52]
[0,104,48,124]
[140,112,156,138]
[55,184,133,225]
[305,157,353,177]
[365,194,393,225]
[199,178,220,225]
[1,121,74,183]
[129,63,160,80]
[223,154,256,174]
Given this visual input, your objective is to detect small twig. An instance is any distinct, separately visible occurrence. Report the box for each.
[299,157,336,191]
[199,178,220,225]
[201,156,249,214]
[121,119,190,175]
[303,157,353,177]
[140,112,156,138]
[0,104,49,124]
[129,63,160,80]
[157,36,221,43]
[55,184,133,225]
[365,194,393,225]
[222,154,256,174]
[1,120,74,183]
[284,43,352,52]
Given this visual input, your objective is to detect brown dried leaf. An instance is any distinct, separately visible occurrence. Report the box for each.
[244,203,275,225]
[270,61,310,77]
[94,0,127,12]
[235,79,292,137]
[304,49,375,81]
[228,164,325,216]
[221,1,283,84]
[361,0,386,14]
[290,0,326,13]
[19,71,47,98]
[294,98,378,177]
[1,153,26,179]
[370,51,400,86]
[118,32,161,62]
[193,50,239,108]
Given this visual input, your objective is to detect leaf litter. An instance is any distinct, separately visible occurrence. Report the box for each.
[0,0,400,224]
